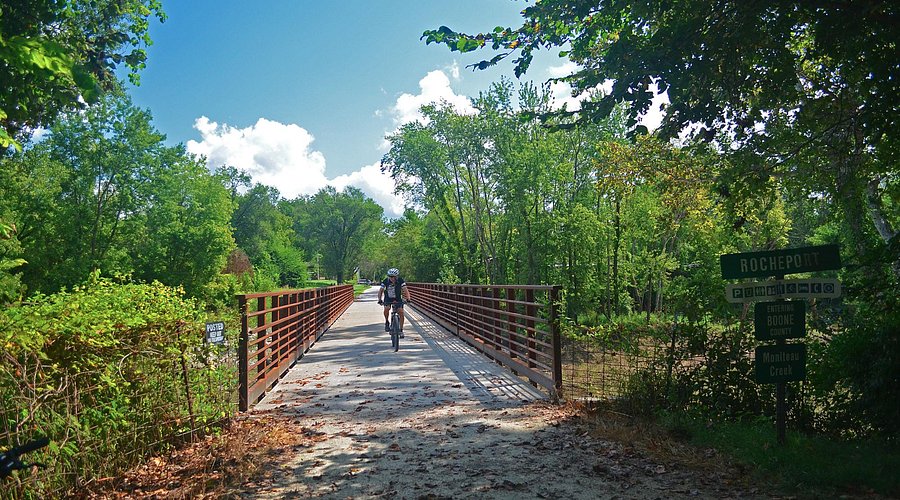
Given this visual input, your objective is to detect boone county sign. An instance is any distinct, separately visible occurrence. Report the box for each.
[754,301,806,340]
[720,244,841,280]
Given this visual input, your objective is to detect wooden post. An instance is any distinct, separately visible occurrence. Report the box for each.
[775,273,786,445]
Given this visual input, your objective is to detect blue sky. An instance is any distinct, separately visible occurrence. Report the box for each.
[124,1,585,216]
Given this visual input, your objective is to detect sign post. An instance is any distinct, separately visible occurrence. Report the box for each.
[720,244,841,445]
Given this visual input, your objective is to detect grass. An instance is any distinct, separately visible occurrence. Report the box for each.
[660,413,900,498]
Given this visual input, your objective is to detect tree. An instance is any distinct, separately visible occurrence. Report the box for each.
[227,181,305,291]
[4,91,162,292]
[130,147,235,299]
[0,0,165,149]
[300,186,383,283]
[0,91,235,298]
[423,1,899,277]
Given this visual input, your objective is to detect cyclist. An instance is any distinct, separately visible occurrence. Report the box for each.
[377,268,410,337]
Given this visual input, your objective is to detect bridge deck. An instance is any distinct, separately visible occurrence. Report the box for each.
[256,286,545,413]
[243,287,748,499]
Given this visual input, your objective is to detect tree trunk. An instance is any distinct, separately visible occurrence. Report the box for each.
[866,176,900,279]
[613,197,621,316]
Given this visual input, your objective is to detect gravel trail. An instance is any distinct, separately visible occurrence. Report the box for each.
[238,288,761,500]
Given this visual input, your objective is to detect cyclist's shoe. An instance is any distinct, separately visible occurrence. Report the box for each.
[385,321,390,332]
[400,330,404,338]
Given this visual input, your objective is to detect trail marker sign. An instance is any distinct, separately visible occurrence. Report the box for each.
[754,301,806,340]
[755,344,806,383]
[720,244,841,279]
[725,278,841,303]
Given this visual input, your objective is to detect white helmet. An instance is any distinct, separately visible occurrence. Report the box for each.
[387,268,399,277]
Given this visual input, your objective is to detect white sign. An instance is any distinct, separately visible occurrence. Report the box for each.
[205,321,225,344]
[726,279,841,303]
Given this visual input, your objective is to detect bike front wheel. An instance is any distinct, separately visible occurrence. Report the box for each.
[390,315,400,352]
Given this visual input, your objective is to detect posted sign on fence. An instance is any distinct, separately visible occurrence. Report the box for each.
[205,321,225,345]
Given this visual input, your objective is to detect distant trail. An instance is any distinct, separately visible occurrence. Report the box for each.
[238,288,760,499]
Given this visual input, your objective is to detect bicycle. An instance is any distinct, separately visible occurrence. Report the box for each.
[1,437,49,479]
[379,299,404,352]
[389,301,403,352]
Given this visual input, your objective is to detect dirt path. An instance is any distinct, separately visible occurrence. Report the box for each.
[237,290,761,499]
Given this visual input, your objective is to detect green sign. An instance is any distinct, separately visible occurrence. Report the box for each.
[720,244,841,279]
[754,301,806,340]
[755,344,806,384]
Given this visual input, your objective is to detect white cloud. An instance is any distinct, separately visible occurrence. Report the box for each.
[187,116,407,218]
[638,83,669,132]
[390,69,476,127]
[186,67,516,220]
[546,62,605,112]
[447,60,461,80]
[547,61,580,79]
[332,162,406,218]
[187,117,329,199]
[545,63,668,131]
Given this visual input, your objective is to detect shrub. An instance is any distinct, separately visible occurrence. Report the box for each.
[0,273,235,496]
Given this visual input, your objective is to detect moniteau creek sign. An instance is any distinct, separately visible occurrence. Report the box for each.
[720,244,841,279]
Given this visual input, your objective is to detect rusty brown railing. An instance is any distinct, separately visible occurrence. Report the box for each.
[407,283,562,396]
[237,285,354,410]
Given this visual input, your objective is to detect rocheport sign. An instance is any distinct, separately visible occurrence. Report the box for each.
[720,244,841,279]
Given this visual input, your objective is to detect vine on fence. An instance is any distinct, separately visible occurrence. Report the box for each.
[0,274,236,497]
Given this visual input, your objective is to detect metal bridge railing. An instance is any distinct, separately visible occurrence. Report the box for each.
[237,285,354,410]
[407,283,562,396]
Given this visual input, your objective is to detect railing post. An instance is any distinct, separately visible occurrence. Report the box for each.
[492,287,502,350]
[551,285,563,397]
[257,297,266,387]
[238,295,249,412]
[507,288,517,359]
[526,288,537,368]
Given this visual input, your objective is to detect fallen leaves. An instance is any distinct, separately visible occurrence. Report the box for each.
[77,415,324,499]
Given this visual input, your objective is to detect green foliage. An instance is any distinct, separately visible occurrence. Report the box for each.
[286,186,383,284]
[0,92,235,300]
[0,219,25,302]
[0,0,165,148]
[662,414,900,497]
[808,276,900,439]
[218,173,318,292]
[0,274,234,496]
[424,0,899,283]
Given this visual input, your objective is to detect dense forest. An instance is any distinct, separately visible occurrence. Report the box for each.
[1,0,897,495]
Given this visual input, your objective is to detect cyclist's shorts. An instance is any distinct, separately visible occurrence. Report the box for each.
[384,298,404,308]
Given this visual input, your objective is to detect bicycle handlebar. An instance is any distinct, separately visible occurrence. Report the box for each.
[0,437,49,479]
[16,437,49,455]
